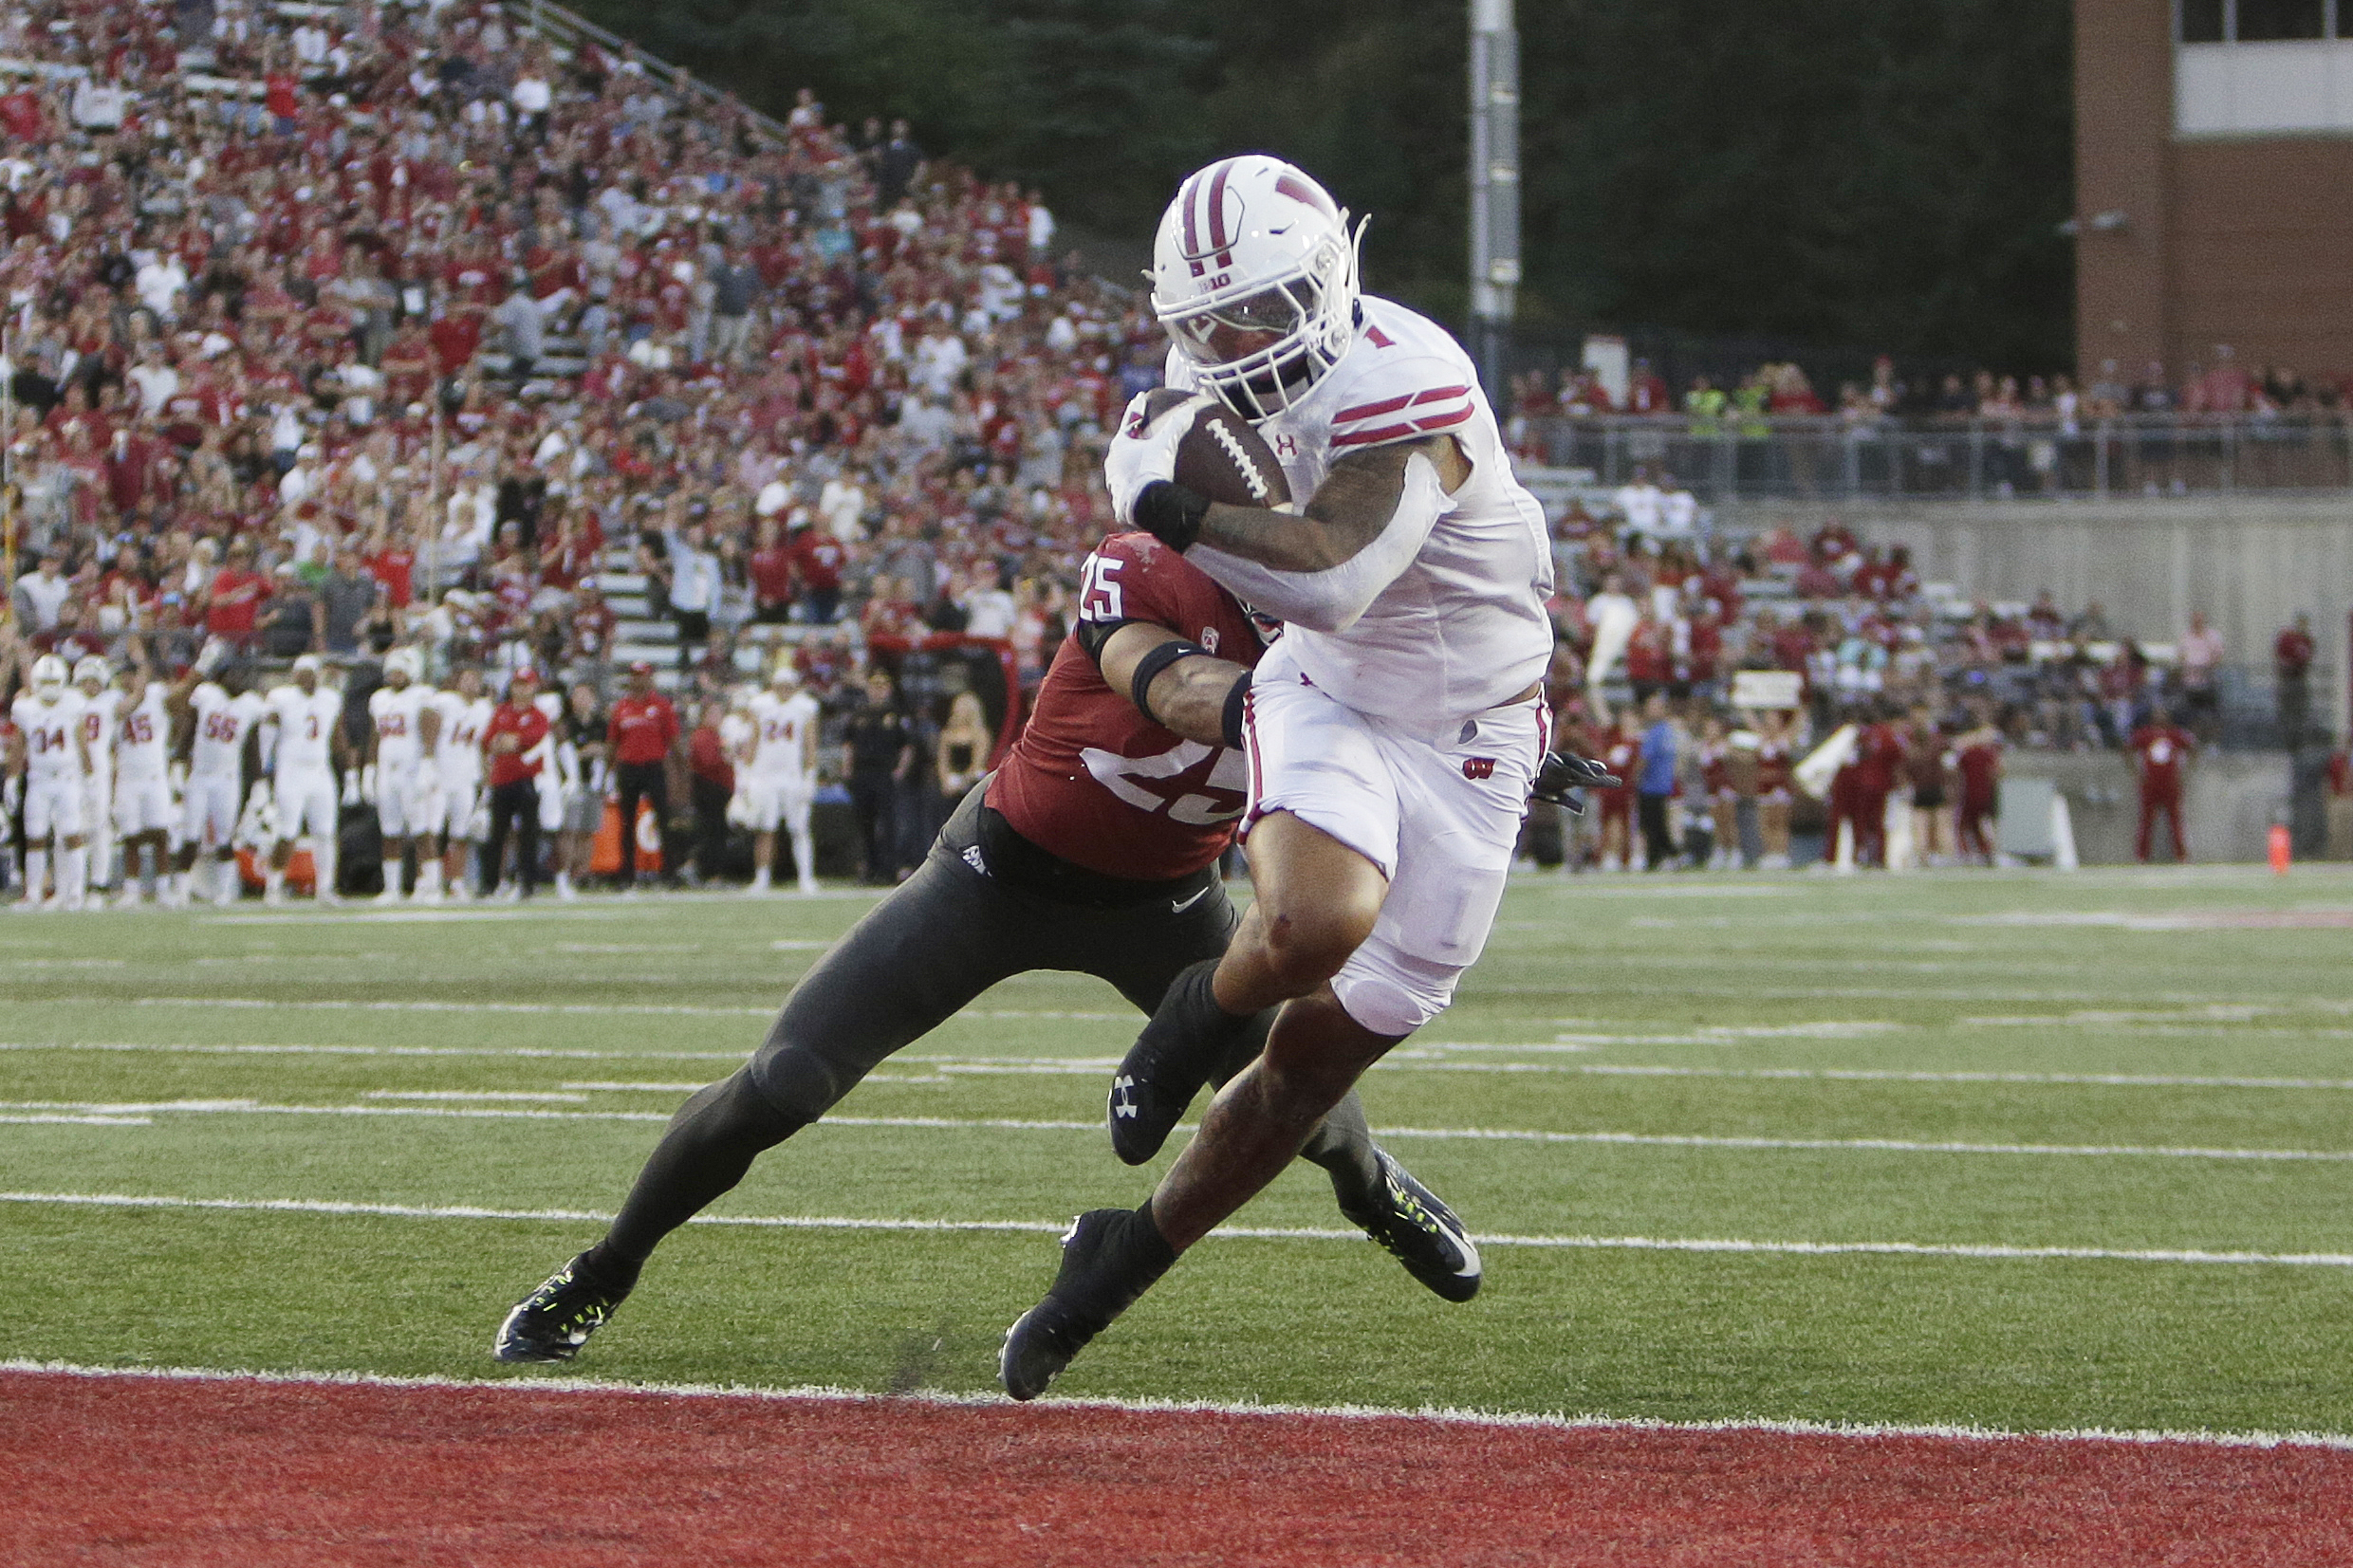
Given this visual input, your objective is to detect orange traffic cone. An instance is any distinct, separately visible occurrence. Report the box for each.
[2270,821,2291,876]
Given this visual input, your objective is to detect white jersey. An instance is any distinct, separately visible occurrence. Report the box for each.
[115,686,172,783]
[434,692,493,786]
[369,682,435,769]
[1168,294,1552,720]
[77,691,120,786]
[11,691,86,781]
[266,684,343,776]
[189,684,266,780]
[746,690,820,782]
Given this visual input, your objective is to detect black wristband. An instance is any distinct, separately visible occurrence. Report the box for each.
[1220,670,1251,749]
[1129,638,1210,725]
[1133,480,1211,552]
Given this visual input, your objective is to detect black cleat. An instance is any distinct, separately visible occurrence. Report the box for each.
[494,1250,634,1363]
[1110,959,1260,1165]
[1001,1208,1176,1400]
[1337,1150,1483,1302]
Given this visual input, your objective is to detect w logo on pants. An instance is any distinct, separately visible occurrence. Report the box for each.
[1461,757,1496,780]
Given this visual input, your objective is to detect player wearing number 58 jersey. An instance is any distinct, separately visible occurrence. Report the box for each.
[493,533,1473,1362]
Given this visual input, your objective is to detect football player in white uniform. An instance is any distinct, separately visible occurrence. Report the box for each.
[424,666,492,901]
[175,662,268,905]
[108,653,181,906]
[1004,157,1557,1396]
[72,657,124,900]
[260,655,351,905]
[366,648,438,902]
[9,655,92,910]
[737,664,822,895]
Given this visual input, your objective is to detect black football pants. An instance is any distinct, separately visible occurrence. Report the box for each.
[601,784,1382,1264]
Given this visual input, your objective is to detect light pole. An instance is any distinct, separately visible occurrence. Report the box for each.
[1467,0,1520,397]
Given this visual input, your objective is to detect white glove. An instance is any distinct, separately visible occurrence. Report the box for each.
[1103,390,1215,526]
[359,765,379,806]
[726,788,752,830]
[247,780,275,815]
[194,636,228,677]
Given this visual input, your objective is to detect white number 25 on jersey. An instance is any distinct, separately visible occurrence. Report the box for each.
[1078,553,1122,621]
[1080,740,1248,825]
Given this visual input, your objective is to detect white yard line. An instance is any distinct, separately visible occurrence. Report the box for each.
[9,1098,2353,1165]
[113,999,1130,1023]
[7,1357,2347,1451]
[6,1190,2350,1270]
[0,1113,150,1126]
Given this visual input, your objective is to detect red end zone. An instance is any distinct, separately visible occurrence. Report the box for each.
[4,1369,2347,1566]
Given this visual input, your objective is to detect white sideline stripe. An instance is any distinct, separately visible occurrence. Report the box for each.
[360,1090,591,1103]
[117,999,1130,1023]
[7,1190,2351,1271]
[7,1359,2347,1452]
[12,1098,2353,1165]
[9,1041,2353,1096]
[0,1114,150,1126]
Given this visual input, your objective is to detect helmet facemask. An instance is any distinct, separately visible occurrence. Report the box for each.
[1157,210,1362,424]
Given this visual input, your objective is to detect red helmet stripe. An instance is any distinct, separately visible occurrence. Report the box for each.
[1176,167,1206,275]
[1206,158,1234,267]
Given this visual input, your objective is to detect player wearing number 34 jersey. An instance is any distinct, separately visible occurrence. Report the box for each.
[492,534,1477,1363]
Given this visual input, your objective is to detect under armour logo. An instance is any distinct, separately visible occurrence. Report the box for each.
[1111,1075,1138,1117]
[962,845,988,876]
[1462,757,1496,780]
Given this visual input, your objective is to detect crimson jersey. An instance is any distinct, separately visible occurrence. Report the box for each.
[988,532,1264,880]
[2132,724,2196,796]
[1956,736,2003,806]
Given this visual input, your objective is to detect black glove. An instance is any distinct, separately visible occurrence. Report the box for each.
[1530,749,1621,815]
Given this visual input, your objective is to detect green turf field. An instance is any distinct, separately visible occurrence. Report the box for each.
[4,868,2351,1436]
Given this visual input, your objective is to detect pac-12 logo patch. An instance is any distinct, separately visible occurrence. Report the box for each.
[1462,757,1496,780]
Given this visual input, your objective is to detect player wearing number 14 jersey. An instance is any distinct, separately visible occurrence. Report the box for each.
[492,534,1476,1362]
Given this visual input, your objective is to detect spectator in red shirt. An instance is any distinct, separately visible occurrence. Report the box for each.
[2131,706,2196,862]
[1954,705,2006,865]
[202,539,272,647]
[607,661,683,888]
[483,667,554,899]
[2275,613,2316,747]
[789,522,845,624]
[749,518,796,624]
[2327,736,2353,861]
[687,699,737,886]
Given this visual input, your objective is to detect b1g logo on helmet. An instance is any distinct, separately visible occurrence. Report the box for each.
[1462,757,1497,780]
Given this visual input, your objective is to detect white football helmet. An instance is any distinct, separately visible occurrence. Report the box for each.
[30,654,69,698]
[383,647,420,687]
[1150,156,1362,422]
[73,655,111,691]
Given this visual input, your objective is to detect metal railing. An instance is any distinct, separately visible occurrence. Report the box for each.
[1520,413,2353,502]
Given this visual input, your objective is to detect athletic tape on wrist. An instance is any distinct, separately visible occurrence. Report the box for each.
[1130,638,1211,727]
[1133,480,1210,552]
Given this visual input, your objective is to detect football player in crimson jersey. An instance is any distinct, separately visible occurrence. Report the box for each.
[493,533,1475,1363]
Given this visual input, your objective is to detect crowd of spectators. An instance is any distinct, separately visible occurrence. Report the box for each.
[0,0,1177,811]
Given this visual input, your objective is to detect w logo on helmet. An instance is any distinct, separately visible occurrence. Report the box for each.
[1462,757,1496,780]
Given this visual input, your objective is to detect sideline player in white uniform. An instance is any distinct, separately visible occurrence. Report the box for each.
[72,657,124,899]
[366,648,437,902]
[176,662,267,905]
[9,655,92,910]
[424,666,492,901]
[260,655,351,905]
[1004,157,1560,1396]
[736,664,821,895]
[109,655,180,905]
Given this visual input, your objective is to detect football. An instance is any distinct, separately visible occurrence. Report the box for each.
[1143,389,1293,511]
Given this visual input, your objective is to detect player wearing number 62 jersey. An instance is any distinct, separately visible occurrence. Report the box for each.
[492,532,1477,1362]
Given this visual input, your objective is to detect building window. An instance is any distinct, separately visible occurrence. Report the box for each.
[2180,0,2226,41]
[2235,0,2327,39]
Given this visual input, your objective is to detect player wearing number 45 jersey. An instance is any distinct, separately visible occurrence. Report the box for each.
[493,533,1483,1363]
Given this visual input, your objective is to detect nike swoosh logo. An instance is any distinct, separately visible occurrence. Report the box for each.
[1170,887,1211,913]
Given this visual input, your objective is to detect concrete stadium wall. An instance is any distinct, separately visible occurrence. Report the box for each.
[1721,494,2353,734]
[2001,749,2288,865]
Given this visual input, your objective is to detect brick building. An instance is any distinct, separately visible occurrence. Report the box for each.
[2075,0,2353,382]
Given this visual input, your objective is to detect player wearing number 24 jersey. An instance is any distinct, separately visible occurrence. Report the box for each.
[492,533,1469,1364]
